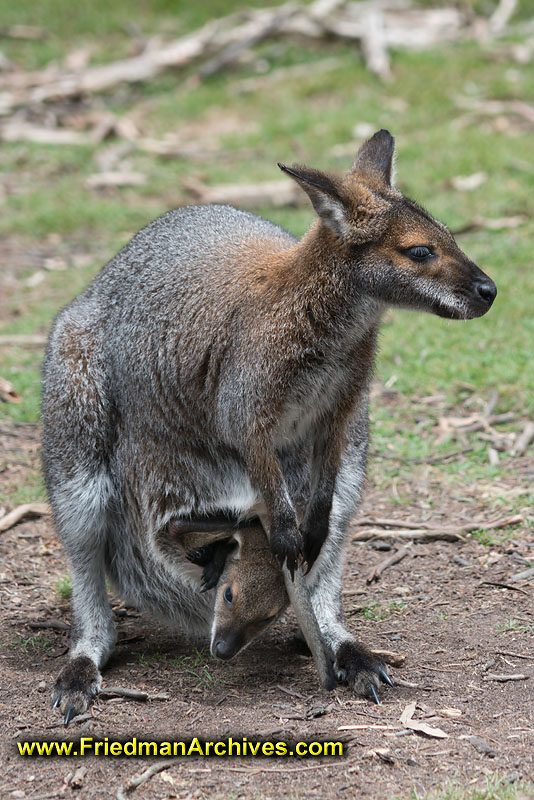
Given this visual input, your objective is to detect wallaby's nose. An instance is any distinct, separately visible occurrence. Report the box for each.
[475,279,497,307]
[213,639,235,660]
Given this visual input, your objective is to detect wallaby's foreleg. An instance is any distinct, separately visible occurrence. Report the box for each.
[301,407,355,570]
[243,438,302,578]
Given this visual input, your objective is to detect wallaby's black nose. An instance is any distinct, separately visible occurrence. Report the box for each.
[475,279,497,306]
[213,639,234,660]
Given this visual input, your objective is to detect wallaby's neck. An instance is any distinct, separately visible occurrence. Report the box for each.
[271,221,384,339]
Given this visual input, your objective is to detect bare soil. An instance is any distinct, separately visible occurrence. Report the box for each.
[0,423,533,800]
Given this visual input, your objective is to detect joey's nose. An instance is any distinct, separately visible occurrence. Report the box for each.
[213,639,234,660]
[475,279,497,307]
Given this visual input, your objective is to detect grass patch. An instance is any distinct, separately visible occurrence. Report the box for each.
[0,468,47,508]
[405,773,534,800]
[138,648,215,688]
[55,574,72,601]
[13,633,53,655]
[352,601,407,621]
[497,619,534,635]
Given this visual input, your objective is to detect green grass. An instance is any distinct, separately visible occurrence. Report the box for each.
[138,648,215,688]
[402,773,534,800]
[497,618,534,634]
[55,574,72,601]
[0,2,532,520]
[13,633,53,655]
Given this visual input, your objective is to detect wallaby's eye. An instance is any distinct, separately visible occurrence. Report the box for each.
[405,245,433,261]
[223,586,233,606]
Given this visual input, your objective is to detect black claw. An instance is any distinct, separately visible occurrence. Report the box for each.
[52,694,61,710]
[378,666,394,687]
[64,705,77,726]
[366,683,381,705]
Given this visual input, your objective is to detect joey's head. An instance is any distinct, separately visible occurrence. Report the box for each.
[279,129,496,321]
[187,526,288,661]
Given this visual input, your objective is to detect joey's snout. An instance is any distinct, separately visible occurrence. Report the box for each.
[212,632,243,660]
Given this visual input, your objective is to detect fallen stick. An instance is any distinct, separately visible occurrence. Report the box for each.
[367,544,412,583]
[0,24,49,40]
[28,620,70,632]
[370,648,406,668]
[120,759,182,796]
[183,177,304,209]
[510,421,534,457]
[483,673,529,682]
[0,503,51,532]
[480,581,529,596]
[99,686,169,701]
[496,651,534,661]
[0,335,47,346]
[352,529,465,543]
[1,121,92,146]
[351,514,523,542]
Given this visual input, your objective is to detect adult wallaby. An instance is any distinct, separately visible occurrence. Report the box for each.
[173,520,289,660]
[42,129,496,721]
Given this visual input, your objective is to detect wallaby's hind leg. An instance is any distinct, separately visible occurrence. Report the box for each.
[53,540,117,723]
[307,426,393,703]
[307,526,392,702]
[47,469,117,723]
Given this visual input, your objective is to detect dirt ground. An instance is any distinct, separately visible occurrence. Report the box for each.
[0,422,532,800]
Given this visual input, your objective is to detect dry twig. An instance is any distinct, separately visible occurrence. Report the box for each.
[483,673,529,682]
[367,544,412,583]
[0,503,51,532]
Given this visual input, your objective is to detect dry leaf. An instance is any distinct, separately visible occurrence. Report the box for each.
[400,701,449,738]
[0,376,22,403]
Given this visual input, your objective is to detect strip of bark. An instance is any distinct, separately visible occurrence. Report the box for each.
[0,503,51,532]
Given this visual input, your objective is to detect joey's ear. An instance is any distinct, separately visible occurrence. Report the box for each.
[351,129,395,186]
[278,163,347,236]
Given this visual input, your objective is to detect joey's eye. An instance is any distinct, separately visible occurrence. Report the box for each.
[223,586,233,606]
[405,245,433,261]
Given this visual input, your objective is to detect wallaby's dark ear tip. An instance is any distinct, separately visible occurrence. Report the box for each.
[352,128,395,186]
[277,162,288,173]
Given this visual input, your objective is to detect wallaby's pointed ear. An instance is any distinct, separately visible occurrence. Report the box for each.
[351,129,395,186]
[278,162,347,236]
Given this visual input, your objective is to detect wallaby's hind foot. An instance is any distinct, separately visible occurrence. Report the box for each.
[52,656,101,725]
[335,640,393,704]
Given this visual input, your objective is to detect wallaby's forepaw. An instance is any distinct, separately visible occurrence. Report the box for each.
[335,641,393,705]
[270,525,304,580]
[52,656,101,725]
[301,522,329,573]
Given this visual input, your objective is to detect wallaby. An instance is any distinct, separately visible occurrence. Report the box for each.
[42,129,496,721]
[172,520,289,660]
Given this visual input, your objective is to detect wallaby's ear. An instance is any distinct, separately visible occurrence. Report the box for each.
[351,129,395,187]
[278,163,347,236]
